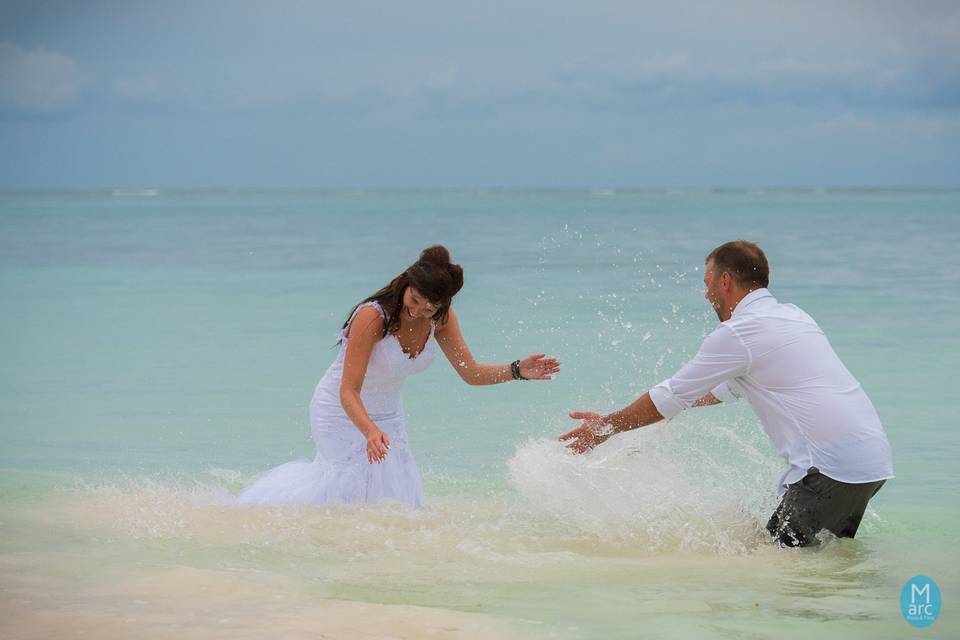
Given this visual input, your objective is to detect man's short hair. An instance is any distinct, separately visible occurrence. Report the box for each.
[706,240,769,288]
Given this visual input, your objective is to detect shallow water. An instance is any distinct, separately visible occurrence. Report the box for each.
[1,190,958,638]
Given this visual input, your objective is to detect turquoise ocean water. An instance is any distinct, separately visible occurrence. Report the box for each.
[1,190,957,638]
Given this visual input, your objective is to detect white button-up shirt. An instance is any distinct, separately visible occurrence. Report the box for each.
[649,288,894,495]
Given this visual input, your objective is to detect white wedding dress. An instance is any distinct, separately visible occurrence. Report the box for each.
[235,301,435,507]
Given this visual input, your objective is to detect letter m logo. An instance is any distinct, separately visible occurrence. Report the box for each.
[911,583,930,604]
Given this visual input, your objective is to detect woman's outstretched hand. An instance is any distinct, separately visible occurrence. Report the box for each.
[367,428,391,464]
[559,411,614,453]
[518,353,561,380]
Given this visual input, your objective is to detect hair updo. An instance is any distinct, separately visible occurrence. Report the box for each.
[343,245,464,337]
[405,245,464,307]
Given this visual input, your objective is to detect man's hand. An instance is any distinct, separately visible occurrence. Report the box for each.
[559,411,615,453]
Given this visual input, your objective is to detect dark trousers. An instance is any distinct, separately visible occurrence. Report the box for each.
[766,467,886,547]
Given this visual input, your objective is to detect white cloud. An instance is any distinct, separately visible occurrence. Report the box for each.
[0,41,91,112]
[114,75,162,102]
[902,114,960,137]
[811,111,960,139]
[813,112,877,133]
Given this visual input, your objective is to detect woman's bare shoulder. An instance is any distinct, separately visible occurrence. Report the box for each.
[345,304,386,340]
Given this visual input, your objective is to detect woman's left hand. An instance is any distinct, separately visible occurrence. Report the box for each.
[518,353,561,380]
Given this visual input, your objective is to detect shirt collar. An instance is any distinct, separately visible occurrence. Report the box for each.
[731,288,774,318]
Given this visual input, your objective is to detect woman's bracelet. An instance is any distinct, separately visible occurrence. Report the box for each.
[511,360,527,381]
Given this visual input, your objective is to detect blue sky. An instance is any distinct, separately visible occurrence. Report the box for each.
[1,1,958,188]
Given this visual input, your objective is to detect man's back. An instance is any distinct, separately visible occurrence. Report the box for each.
[721,290,893,491]
[651,288,894,494]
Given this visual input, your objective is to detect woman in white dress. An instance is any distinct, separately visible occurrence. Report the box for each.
[236,245,560,507]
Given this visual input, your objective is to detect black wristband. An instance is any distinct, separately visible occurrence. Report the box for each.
[511,360,526,380]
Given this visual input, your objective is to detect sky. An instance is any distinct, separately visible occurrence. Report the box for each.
[1,0,958,189]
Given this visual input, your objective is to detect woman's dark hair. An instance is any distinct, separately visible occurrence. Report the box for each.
[342,245,464,337]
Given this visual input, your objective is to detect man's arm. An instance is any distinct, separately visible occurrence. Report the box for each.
[560,391,720,453]
[559,325,748,453]
[693,392,722,407]
[604,392,663,433]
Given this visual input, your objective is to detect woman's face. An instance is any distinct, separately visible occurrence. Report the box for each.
[402,286,440,320]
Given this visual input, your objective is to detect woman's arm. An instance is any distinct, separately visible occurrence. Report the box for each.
[435,308,560,385]
[339,306,391,463]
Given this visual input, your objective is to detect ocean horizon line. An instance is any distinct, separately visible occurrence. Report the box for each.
[2,185,960,196]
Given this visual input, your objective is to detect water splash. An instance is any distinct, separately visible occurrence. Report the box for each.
[506,433,774,555]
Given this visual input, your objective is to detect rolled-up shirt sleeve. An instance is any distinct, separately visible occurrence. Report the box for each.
[649,324,750,419]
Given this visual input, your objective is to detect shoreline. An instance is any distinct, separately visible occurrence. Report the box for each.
[0,562,527,640]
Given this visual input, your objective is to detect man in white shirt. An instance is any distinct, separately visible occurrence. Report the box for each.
[559,240,893,547]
